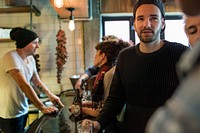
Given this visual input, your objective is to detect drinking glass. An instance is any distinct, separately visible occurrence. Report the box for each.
[77,120,91,133]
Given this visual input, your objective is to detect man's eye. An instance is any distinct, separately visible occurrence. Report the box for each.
[32,42,38,44]
[151,17,158,21]
[187,26,198,35]
[137,17,143,21]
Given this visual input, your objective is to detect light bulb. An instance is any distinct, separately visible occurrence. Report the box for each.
[69,20,75,31]
[54,0,63,8]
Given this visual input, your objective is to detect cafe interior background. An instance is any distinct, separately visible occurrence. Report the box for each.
[0,0,189,95]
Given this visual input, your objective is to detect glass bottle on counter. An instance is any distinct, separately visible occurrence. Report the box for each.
[73,89,82,120]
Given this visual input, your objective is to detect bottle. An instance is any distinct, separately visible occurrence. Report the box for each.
[73,89,82,120]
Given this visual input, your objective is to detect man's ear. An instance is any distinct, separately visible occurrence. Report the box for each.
[161,19,165,30]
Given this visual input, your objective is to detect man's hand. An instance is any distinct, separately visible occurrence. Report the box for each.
[40,106,59,114]
[75,78,83,90]
[48,93,64,108]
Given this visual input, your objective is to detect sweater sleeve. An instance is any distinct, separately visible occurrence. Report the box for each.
[85,66,99,77]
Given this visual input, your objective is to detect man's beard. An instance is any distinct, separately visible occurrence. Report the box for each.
[31,49,36,56]
[138,28,161,43]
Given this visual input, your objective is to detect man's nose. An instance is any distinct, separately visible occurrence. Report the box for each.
[36,42,39,48]
[143,19,151,28]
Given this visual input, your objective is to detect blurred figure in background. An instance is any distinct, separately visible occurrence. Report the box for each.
[0,27,64,133]
[146,1,200,132]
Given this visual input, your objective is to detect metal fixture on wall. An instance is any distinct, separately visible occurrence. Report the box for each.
[67,7,75,31]
[54,0,64,8]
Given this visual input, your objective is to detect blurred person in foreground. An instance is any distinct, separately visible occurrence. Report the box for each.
[146,1,200,133]
[174,0,200,16]
[0,27,64,133]
[80,0,189,132]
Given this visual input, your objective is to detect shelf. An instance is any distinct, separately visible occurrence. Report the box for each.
[0,38,12,42]
[0,5,41,42]
[0,6,30,13]
[0,5,41,16]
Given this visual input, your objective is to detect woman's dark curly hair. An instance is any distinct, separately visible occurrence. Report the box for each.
[95,39,130,62]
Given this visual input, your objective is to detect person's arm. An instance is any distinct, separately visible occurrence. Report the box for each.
[69,104,100,117]
[75,73,90,89]
[9,69,62,114]
[75,66,99,89]
[82,107,101,117]
[31,71,64,108]
[85,66,99,76]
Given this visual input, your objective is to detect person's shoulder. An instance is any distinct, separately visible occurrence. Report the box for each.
[163,40,190,51]
[164,40,189,47]
[106,66,116,74]
[120,45,135,54]
[118,46,137,60]
[2,50,16,59]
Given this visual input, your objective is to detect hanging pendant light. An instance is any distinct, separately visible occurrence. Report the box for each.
[54,0,63,8]
[67,7,75,31]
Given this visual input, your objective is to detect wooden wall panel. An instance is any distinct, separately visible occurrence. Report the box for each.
[101,0,134,13]
[100,0,181,13]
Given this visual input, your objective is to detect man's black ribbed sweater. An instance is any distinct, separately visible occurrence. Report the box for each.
[96,40,189,133]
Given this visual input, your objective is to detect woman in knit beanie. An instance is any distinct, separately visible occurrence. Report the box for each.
[0,27,64,133]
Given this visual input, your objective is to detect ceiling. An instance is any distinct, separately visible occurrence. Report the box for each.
[49,0,92,20]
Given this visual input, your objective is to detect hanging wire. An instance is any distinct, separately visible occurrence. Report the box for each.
[58,15,62,30]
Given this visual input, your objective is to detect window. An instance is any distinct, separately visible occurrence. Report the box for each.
[102,15,135,43]
[104,21,130,41]
[164,15,189,46]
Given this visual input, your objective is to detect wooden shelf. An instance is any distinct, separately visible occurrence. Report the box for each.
[0,39,12,42]
[0,5,41,42]
[0,5,41,16]
[0,6,30,13]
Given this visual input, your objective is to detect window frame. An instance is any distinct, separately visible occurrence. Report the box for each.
[101,15,135,43]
